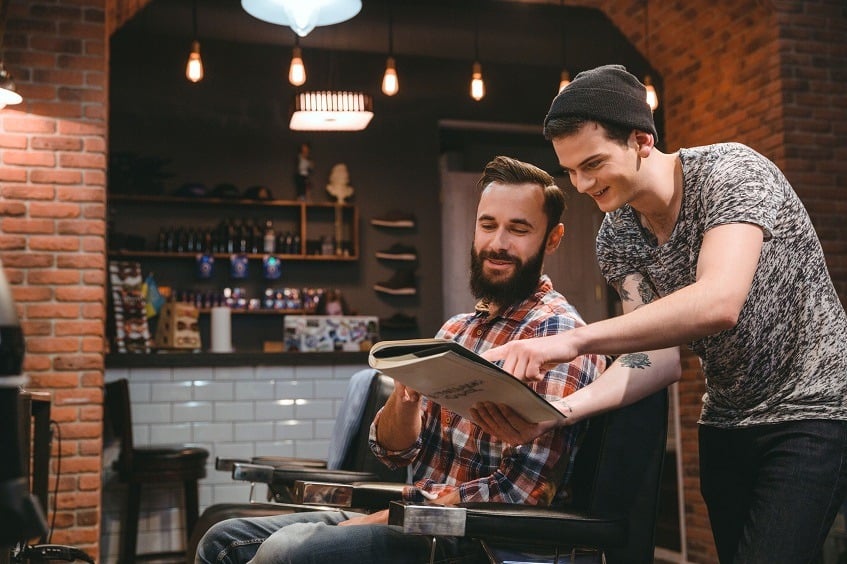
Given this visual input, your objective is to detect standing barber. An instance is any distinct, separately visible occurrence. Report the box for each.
[476,64,847,563]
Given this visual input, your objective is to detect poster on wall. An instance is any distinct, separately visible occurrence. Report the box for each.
[108,261,153,353]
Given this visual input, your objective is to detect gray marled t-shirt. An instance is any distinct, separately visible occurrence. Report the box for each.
[597,142,847,428]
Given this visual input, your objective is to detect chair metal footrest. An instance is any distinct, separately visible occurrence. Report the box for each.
[388,501,467,536]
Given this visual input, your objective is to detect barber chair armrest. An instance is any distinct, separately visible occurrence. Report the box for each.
[232,463,275,484]
[388,501,627,549]
[294,481,406,510]
[216,457,250,472]
[271,467,381,486]
[252,455,327,469]
[217,456,328,473]
[388,501,468,536]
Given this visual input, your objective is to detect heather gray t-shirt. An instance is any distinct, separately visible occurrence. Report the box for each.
[597,142,847,428]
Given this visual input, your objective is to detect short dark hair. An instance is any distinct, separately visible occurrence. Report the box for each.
[543,115,632,146]
[477,156,565,236]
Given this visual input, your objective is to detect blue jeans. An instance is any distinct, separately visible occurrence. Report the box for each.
[194,509,486,564]
[699,419,847,564]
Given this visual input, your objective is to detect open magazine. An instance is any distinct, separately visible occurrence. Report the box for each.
[368,338,568,424]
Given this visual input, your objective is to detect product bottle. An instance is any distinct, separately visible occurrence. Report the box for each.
[263,220,276,253]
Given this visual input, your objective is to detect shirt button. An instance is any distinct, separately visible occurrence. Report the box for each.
[475,329,483,336]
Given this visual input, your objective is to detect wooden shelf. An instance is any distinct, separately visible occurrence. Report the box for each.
[196,308,306,315]
[107,250,358,261]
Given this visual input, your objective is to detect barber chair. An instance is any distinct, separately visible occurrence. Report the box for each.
[294,389,669,564]
[186,369,407,562]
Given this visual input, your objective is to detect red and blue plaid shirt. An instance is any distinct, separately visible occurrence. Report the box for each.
[370,275,604,506]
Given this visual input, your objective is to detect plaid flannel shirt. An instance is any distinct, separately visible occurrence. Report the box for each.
[369,275,604,506]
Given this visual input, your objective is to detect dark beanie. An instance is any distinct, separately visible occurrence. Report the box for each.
[544,64,658,141]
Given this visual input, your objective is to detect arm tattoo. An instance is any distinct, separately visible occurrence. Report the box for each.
[619,353,652,369]
[637,278,656,304]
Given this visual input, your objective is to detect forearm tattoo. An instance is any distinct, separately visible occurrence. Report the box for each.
[619,353,652,369]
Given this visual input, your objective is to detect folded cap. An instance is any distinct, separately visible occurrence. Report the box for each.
[544,64,658,141]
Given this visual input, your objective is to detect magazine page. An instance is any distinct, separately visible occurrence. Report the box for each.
[369,339,566,424]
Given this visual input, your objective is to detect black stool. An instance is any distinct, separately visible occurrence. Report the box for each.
[104,379,209,563]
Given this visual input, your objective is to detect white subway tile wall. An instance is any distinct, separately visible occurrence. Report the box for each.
[100,362,368,562]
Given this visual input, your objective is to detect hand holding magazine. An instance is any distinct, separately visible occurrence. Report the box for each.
[368,338,567,424]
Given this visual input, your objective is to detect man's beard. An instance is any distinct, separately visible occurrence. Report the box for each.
[469,243,545,308]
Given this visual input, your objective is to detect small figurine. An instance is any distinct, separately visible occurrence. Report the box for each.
[326,162,354,204]
[294,142,314,201]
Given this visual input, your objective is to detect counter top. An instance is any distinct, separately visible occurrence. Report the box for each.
[105,351,370,369]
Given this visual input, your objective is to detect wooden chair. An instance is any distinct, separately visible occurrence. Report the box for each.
[103,378,209,563]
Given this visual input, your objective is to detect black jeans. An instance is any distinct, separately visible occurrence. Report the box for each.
[700,419,847,564]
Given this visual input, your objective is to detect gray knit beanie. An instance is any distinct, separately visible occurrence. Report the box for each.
[544,64,658,141]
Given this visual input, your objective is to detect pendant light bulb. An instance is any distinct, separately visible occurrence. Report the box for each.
[289,46,306,86]
[470,61,485,101]
[185,40,204,83]
[381,57,399,96]
[644,75,659,111]
[558,69,571,93]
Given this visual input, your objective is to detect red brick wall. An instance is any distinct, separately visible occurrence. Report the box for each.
[1,0,843,561]
[1,0,108,556]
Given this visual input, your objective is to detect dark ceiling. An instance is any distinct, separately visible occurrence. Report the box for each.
[116,0,653,77]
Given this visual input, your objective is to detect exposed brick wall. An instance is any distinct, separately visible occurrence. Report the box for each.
[1,1,843,562]
[1,0,108,556]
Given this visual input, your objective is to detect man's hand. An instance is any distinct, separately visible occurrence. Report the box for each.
[338,509,389,527]
[482,334,577,381]
[394,381,421,404]
[471,402,560,444]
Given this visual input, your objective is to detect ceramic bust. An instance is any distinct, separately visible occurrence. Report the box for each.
[326,163,354,204]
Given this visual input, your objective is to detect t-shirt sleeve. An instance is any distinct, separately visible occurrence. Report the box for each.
[700,145,782,241]
[596,212,646,286]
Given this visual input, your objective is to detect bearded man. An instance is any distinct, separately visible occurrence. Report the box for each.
[196,156,605,564]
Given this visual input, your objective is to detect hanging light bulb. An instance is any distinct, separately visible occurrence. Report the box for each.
[558,69,571,93]
[0,62,22,109]
[382,56,398,96]
[557,0,570,93]
[470,61,485,101]
[644,75,659,111]
[185,0,203,83]
[381,5,398,96]
[470,4,484,101]
[289,44,306,86]
[642,0,658,111]
[185,40,204,83]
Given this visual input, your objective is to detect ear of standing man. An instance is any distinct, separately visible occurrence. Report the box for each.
[475,64,847,564]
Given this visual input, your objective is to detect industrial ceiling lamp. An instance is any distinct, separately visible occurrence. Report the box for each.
[242,0,362,38]
[288,35,306,86]
[0,0,22,108]
[185,0,204,83]
[643,0,659,111]
[0,62,21,109]
[381,3,398,96]
[558,0,570,93]
[290,91,374,131]
[469,5,484,101]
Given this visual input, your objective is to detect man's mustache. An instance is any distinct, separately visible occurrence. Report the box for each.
[478,250,519,263]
